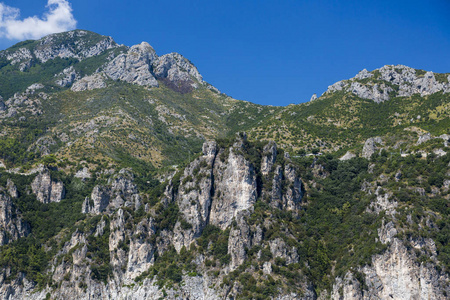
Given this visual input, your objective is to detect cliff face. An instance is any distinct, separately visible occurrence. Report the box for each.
[325,65,450,103]
[331,227,450,300]
[0,30,449,299]
[0,137,315,299]
[0,191,30,246]
[0,135,449,299]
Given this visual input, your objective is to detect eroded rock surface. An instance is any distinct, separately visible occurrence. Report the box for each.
[31,169,65,203]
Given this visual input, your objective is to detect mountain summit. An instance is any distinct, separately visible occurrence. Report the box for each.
[0,31,448,299]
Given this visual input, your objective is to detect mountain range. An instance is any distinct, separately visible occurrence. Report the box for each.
[0,30,449,299]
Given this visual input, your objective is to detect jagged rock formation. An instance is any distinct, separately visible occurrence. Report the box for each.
[0,138,310,299]
[55,66,80,87]
[0,30,449,300]
[82,169,141,214]
[362,137,383,159]
[331,222,450,300]
[0,192,30,245]
[31,168,65,203]
[71,73,107,92]
[326,65,450,102]
[1,30,118,73]
[104,42,159,87]
[102,43,204,92]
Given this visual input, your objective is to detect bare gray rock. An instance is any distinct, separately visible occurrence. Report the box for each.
[55,66,80,87]
[173,141,217,251]
[31,169,65,203]
[74,167,91,180]
[325,65,450,102]
[33,30,118,63]
[6,179,18,198]
[261,141,277,175]
[227,215,251,270]
[153,53,203,84]
[104,42,158,87]
[362,137,383,159]
[82,185,110,214]
[0,192,30,245]
[0,98,6,112]
[417,132,432,145]
[209,147,257,229]
[269,238,299,264]
[339,151,356,161]
[348,82,393,103]
[71,73,107,91]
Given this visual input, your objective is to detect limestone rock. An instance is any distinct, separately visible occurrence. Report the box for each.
[125,217,156,279]
[269,238,299,264]
[173,141,217,251]
[339,151,356,161]
[228,215,251,270]
[0,192,30,245]
[0,99,6,111]
[33,30,118,63]
[309,93,318,101]
[6,47,33,68]
[83,185,110,214]
[74,167,92,180]
[31,169,65,203]
[71,73,107,92]
[362,137,383,159]
[354,68,374,80]
[28,136,56,156]
[6,179,18,198]
[82,169,140,214]
[331,272,363,300]
[104,42,158,87]
[348,82,393,103]
[209,147,257,229]
[271,165,283,209]
[261,141,277,175]
[153,52,203,91]
[325,65,450,102]
[417,132,432,145]
[55,66,80,87]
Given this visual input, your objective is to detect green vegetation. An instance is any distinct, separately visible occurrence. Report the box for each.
[0,31,449,298]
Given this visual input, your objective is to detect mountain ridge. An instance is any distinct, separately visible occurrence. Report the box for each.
[0,30,448,300]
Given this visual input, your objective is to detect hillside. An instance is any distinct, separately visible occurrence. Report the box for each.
[0,30,448,299]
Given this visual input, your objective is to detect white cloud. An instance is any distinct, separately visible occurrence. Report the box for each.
[0,0,77,40]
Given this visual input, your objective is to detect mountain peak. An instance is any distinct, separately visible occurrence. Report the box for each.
[0,30,207,96]
[325,64,450,102]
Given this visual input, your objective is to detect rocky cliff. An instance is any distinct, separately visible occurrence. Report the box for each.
[0,134,447,299]
[325,65,450,103]
[0,30,448,300]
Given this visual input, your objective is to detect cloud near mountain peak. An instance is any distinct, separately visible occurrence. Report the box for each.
[0,0,77,41]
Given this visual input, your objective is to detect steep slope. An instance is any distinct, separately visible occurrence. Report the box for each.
[0,30,277,170]
[247,65,450,156]
[0,31,448,299]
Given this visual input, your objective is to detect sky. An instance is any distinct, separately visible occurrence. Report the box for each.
[0,0,449,106]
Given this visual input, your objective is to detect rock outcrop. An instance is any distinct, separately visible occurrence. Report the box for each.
[71,73,107,91]
[332,222,450,300]
[31,169,65,203]
[82,169,141,214]
[325,65,450,102]
[104,42,159,87]
[0,192,30,245]
[362,137,383,159]
[55,66,80,87]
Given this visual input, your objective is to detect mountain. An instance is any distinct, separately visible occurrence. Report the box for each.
[0,30,449,299]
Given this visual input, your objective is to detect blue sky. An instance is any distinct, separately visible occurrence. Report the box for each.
[0,0,449,106]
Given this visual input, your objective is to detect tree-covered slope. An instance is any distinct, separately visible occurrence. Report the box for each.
[0,31,448,299]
